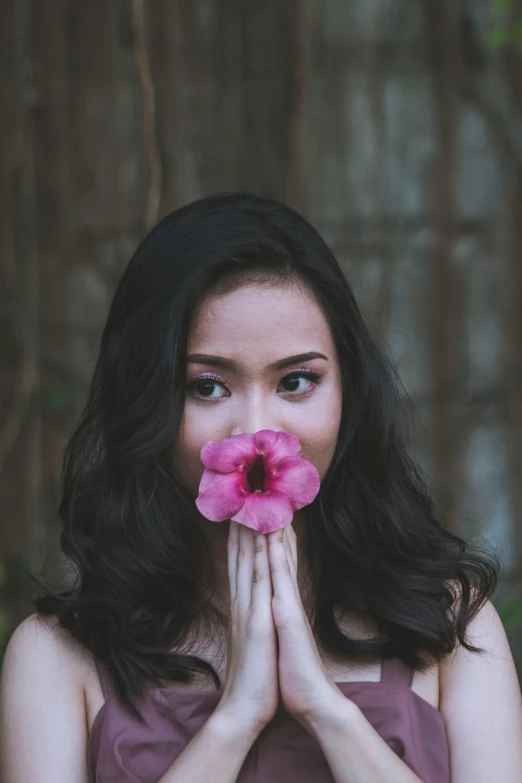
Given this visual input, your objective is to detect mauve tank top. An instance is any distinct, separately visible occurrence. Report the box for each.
[87,657,450,782]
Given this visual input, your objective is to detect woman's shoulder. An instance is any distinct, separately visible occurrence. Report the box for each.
[5,612,90,668]
[0,613,94,781]
[1,612,96,704]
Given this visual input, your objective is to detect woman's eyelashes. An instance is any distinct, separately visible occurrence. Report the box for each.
[187,368,322,402]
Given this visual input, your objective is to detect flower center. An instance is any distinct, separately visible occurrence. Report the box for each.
[246,455,266,493]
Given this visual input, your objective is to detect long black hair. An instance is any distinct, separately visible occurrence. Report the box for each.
[33,192,501,721]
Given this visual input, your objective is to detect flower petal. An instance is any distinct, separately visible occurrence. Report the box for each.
[254,430,302,472]
[267,456,321,509]
[200,434,257,473]
[231,491,294,534]
[196,469,246,521]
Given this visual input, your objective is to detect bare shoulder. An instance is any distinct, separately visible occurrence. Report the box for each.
[439,597,522,782]
[6,611,87,661]
[2,611,95,687]
[0,613,92,783]
[439,586,516,683]
[439,595,519,692]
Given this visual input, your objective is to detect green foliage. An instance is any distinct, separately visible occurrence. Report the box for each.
[494,0,514,11]
[497,595,522,630]
[487,0,522,52]
[42,385,73,416]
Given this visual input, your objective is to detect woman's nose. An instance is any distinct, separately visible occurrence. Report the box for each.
[230,423,279,437]
[228,384,291,438]
[229,406,279,438]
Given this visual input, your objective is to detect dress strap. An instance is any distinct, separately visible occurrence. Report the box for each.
[380,657,414,687]
[94,658,118,703]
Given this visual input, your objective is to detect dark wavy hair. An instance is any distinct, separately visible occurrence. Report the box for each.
[33,192,502,722]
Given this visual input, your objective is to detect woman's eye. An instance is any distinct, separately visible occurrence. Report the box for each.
[190,378,227,400]
[279,372,319,394]
[188,371,320,401]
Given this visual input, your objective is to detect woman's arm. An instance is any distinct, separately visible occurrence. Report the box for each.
[0,614,90,783]
[0,613,265,783]
[156,705,261,783]
[439,598,522,783]
[303,699,422,783]
[300,598,522,783]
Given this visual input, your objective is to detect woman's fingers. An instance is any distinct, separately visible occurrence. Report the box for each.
[283,525,298,583]
[222,521,280,728]
[236,523,255,613]
[227,520,239,603]
[250,531,272,615]
[228,522,272,614]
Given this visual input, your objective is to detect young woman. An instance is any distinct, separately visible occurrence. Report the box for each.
[1,192,521,783]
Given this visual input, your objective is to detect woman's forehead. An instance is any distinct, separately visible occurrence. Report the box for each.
[189,282,329,345]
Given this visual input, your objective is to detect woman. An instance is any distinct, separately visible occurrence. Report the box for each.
[1,192,521,782]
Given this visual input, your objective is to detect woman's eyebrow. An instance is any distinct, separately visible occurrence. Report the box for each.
[186,352,328,372]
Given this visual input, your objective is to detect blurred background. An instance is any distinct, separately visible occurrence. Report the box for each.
[1,0,522,680]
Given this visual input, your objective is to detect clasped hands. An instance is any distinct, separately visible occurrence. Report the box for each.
[261,522,346,730]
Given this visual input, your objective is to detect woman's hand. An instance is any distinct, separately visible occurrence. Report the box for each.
[216,521,279,733]
[267,523,343,729]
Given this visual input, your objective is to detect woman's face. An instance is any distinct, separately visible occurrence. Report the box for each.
[172,281,343,503]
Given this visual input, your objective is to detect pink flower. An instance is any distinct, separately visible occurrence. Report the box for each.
[195,429,321,534]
